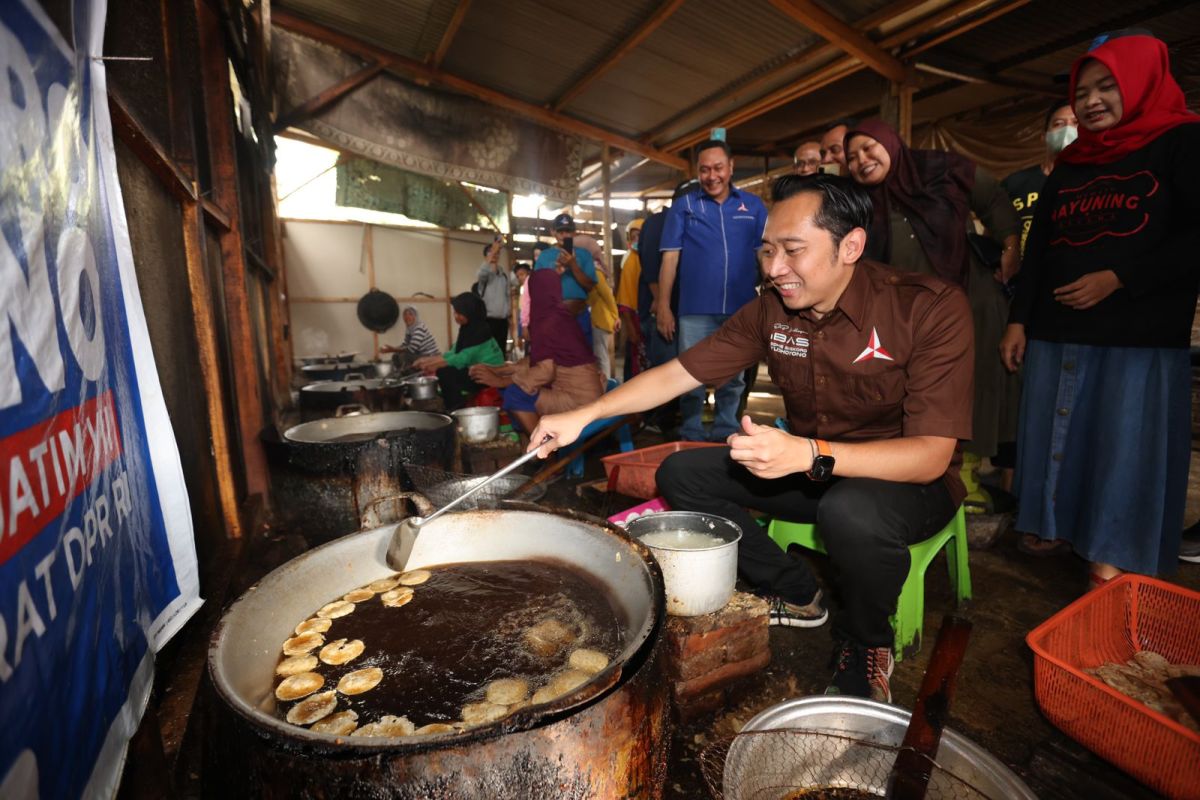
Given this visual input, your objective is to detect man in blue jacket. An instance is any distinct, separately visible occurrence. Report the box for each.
[657,140,767,441]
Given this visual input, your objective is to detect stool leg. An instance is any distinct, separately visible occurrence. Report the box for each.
[949,508,972,604]
[617,424,634,452]
[893,559,924,661]
[566,451,584,479]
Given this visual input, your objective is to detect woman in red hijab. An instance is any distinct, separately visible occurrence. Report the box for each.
[1000,32,1200,587]
[844,119,1023,513]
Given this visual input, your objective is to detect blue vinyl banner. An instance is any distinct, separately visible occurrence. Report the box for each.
[0,1,202,797]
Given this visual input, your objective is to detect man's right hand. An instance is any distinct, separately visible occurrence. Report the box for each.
[656,303,676,341]
[528,408,593,458]
[999,323,1026,372]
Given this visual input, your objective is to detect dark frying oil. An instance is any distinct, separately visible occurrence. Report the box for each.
[278,559,623,728]
[783,789,881,800]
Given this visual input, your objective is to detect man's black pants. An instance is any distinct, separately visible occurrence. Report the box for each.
[487,317,508,354]
[657,446,957,648]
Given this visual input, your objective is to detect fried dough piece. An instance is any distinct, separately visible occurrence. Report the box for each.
[413,723,457,736]
[461,701,509,726]
[343,588,375,603]
[338,667,384,695]
[524,618,575,658]
[351,715,415,738]
[317,600,355,619]
[319,638,365,666]
[548,669,590,697]
[381,587,414,608]
[311,709,359,735]
[294,618,332,636]
[398,569,431,586]
[568,648,609,675]
[276,654,319,677]
[282,632,324,656]
[367,575,402,593]
[485,678,530,706]
[287,690,337,725]
[276,672,324,701]
[530,686,558,705]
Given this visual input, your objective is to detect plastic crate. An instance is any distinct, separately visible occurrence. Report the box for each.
[607,497,670,527]
[600,441,723,499]
[1026,574,1200,799]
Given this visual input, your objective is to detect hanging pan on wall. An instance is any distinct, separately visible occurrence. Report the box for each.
[357,289,400,332]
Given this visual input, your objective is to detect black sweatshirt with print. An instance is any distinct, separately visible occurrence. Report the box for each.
[1009,123,1200,348]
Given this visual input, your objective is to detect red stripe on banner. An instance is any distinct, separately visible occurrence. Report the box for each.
[0,391,123,565]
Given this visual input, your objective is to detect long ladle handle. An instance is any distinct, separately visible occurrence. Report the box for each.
[413,441,549,529]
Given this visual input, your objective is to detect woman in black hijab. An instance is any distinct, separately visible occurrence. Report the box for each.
[413,292,504,409]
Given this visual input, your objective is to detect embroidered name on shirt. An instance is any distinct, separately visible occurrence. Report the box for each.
[769,322,809,358]
[852,327,893,363]
[1050,170,1158,247]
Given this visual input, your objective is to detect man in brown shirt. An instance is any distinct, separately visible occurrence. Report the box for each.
[529,175,973,703]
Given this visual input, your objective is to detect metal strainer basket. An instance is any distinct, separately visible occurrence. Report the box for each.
[700,729,1000,800]
[404,463,546,510]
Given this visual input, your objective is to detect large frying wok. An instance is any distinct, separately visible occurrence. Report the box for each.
[206,508,670,798]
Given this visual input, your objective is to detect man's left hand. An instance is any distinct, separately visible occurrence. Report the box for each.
[727,415,810,479]
[1053,269,1121,309]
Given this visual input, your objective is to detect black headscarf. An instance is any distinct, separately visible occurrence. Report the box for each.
[450,292,493,352]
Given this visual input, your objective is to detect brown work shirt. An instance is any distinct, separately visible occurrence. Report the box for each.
[677,259,974,504]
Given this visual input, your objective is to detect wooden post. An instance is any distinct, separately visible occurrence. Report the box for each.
[364,224,378,359]
[196,0,271,501]
[442,232,452,345]
[506,191,517,350]
[601,144,613,274]
[897,83,915,145]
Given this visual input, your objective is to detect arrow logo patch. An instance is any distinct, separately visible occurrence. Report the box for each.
[852,327,894,364]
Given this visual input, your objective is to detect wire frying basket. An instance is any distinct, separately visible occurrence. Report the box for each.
[404,463,546,511]
[699,729,999,800]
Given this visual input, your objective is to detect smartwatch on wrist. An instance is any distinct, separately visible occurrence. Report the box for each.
[808,438,835,482]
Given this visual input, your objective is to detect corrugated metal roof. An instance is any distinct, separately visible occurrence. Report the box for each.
[281,0,459,61]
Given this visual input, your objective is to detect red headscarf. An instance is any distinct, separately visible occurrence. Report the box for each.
[1060,34,1200,165]
[844,119,977,286]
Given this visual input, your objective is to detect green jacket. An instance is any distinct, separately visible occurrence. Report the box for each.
[443,338,504,370]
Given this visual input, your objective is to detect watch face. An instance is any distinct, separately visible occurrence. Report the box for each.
[810,455,835,481]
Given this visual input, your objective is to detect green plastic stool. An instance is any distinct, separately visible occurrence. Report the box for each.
[766,505,971,660]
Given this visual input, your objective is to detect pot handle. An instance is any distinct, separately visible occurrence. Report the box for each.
[335,403,370,417]
[343,372,366,380]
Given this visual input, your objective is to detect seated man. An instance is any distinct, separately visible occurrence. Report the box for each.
[528,174,973,703]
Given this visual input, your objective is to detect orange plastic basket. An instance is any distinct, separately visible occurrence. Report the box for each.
[600,441,723,499]
[1026,574,1200,799]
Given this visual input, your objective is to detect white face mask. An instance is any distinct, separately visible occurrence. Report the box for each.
[1045,124,1078,155]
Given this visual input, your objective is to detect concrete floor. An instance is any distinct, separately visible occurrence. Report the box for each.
[561,365,1200,800]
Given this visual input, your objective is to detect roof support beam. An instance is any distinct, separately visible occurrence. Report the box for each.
[272,9,688,171]
[429,0,472,68]
[661,0,1027,153]
[552,0,686,111]
[273,61,386,133]
[767,0,907,82]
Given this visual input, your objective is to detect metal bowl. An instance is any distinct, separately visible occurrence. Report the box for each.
[451,406,500,443]
[626,511,740,617]
[404,375,439,401]
[724,696,1037,800]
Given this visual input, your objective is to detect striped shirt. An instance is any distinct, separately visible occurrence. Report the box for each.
[403,322,440,357]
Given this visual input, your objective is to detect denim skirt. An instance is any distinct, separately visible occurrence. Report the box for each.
[1012,340,1190,575]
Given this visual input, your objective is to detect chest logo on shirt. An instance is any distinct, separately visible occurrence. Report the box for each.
[769,322,809,359]
[736,202,748,212]
[852,327,894,364]
[1050,170,1157,247]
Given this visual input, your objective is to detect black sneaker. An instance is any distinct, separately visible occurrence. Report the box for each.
[767,590,828,628]
[1181,521,1200,564]
[825,640,894,704]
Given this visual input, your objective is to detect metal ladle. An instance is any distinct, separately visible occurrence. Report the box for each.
[386,439,551,570]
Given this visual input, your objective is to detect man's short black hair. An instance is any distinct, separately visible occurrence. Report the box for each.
[514,262,531,274]
[696,139,732,160]
[1043,100,1073,132]
[770,173,873,251]
[825,117,858,132]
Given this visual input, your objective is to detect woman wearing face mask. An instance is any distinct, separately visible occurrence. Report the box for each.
[999,32,1200,588]
[1001,101,1078,556]
[844,120,1022,513]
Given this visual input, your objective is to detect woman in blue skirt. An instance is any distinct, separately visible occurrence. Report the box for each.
[1000,32,1200,587]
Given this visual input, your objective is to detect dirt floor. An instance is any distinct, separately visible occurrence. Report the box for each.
[542,366,1200,800]
[131,366,1200,799]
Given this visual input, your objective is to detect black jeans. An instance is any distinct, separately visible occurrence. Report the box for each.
[656,446,957,648]
[487,317,508,354]
[436,366,480,411]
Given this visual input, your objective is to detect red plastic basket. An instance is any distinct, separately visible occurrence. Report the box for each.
[1026,574,1200,799]
[600,441,723,499]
